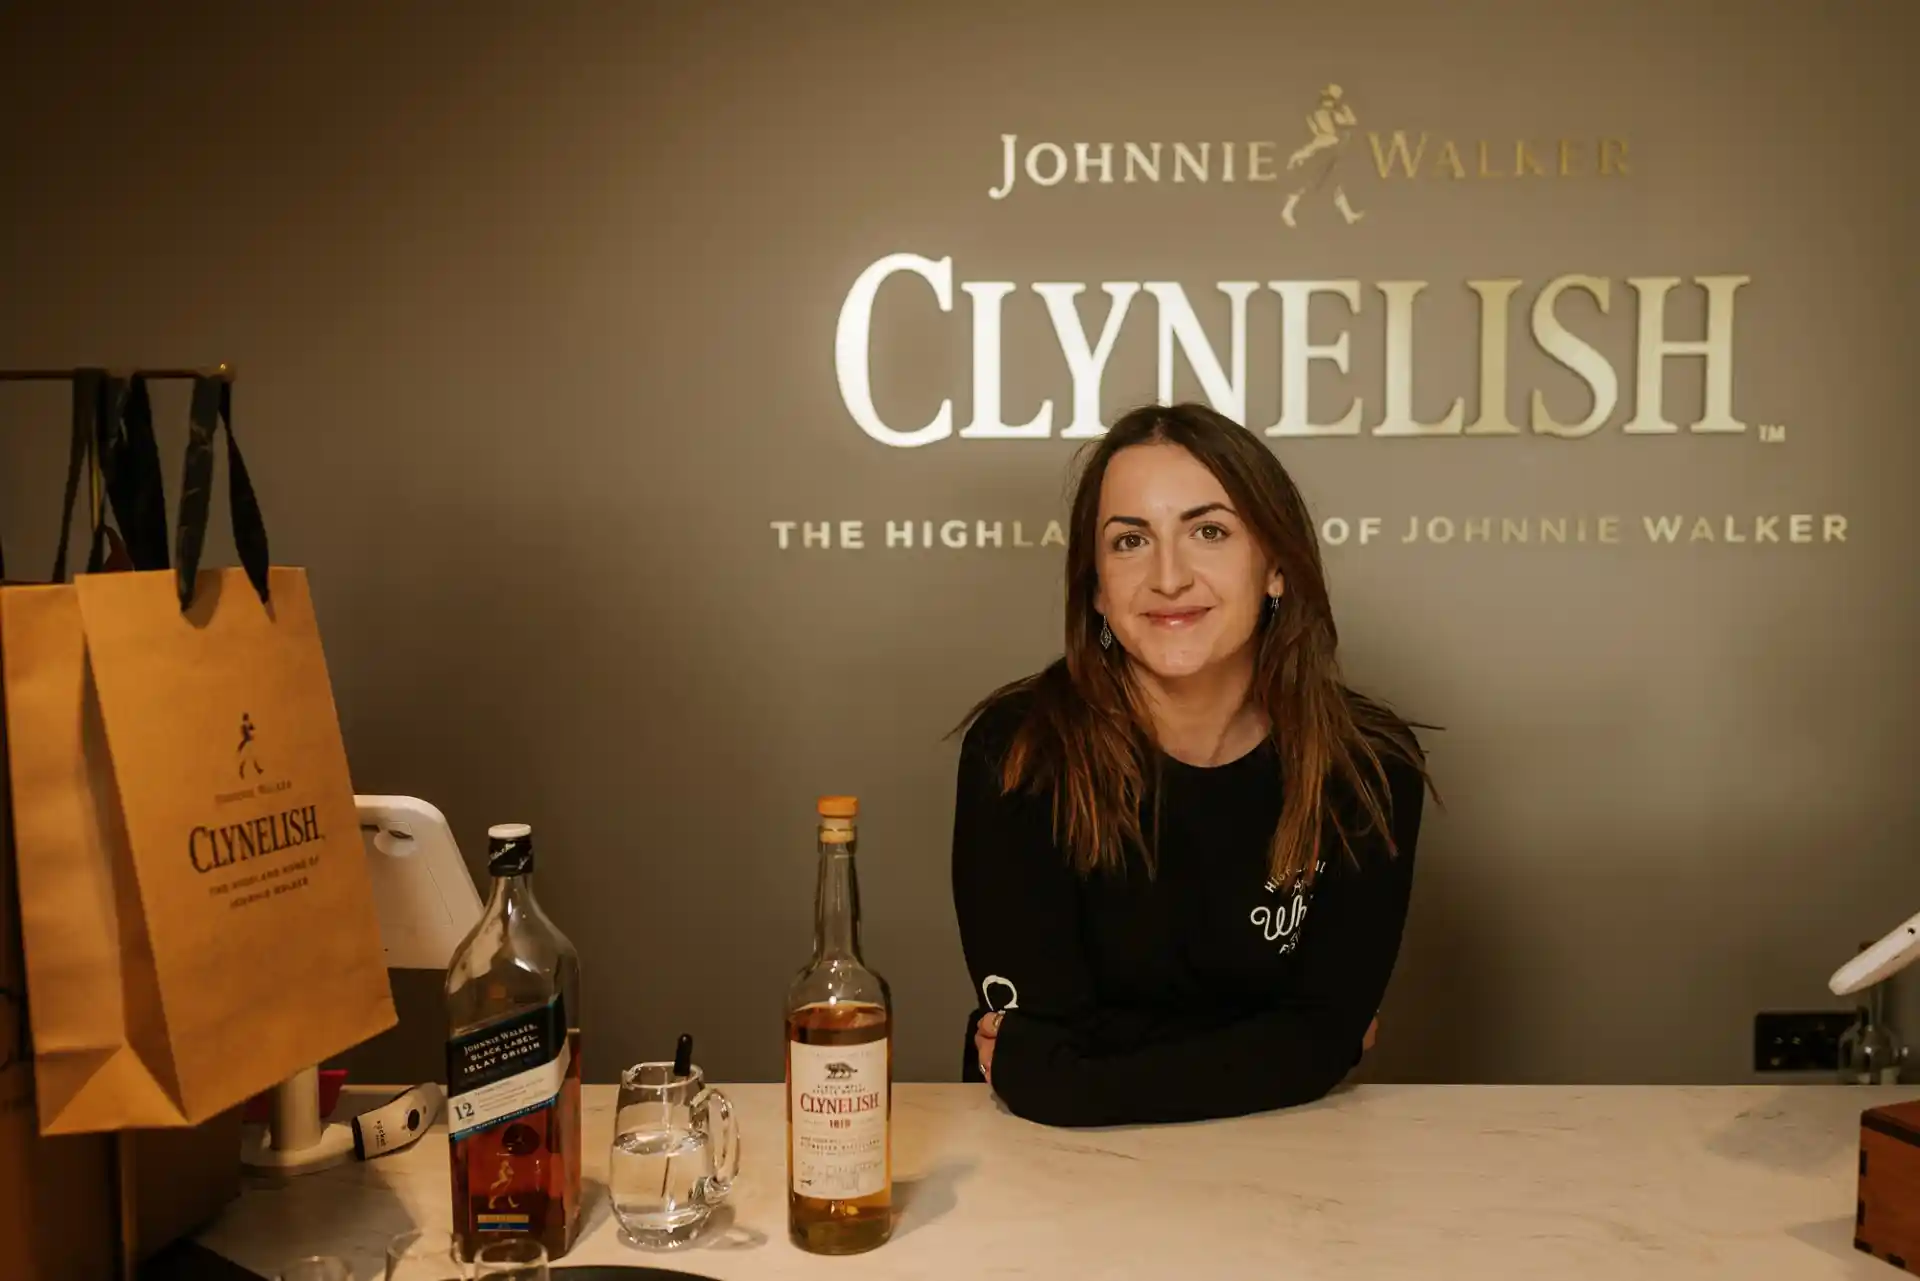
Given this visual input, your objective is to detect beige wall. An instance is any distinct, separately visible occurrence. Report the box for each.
[2,0,1916,1087]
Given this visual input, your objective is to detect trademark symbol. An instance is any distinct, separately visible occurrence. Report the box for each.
[1758,424,1787,443]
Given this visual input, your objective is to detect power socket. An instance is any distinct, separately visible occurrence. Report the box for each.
[1754,1010,1856,1072]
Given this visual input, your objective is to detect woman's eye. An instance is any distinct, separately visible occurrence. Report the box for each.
[1112,532,1144,551]
[1196,523,1229,541]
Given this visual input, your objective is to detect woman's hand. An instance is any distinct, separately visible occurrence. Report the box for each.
[975,1011,1005,1083]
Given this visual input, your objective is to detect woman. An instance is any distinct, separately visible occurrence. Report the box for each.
[950,402,1433,1128]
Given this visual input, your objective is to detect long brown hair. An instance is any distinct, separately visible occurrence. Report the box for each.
[959,402,1433,886]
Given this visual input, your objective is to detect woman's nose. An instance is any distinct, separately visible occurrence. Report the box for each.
[1150,541,1190,594]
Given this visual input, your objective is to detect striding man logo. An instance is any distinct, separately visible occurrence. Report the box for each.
[1282,84,1365,230]
[236,712,265,779]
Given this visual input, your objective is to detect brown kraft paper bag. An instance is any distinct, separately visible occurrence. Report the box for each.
[0,373,395,1136]
[0,698,116,1281]
[2,566,397,1134]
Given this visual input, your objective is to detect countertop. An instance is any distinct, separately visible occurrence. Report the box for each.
[198,1081,1912,1279]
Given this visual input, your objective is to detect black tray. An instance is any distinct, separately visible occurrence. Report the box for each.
[134,1242,724,1281]
[553,1269,723,1280]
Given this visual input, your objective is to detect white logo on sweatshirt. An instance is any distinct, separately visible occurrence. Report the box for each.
[1251,860,1326,955]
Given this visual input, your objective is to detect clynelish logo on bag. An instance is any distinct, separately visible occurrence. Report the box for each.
[188,806,322,875]
[188,710,325,910]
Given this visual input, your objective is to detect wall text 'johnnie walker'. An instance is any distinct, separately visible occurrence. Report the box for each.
[834,254,1748,448]
[988,132,1628,199]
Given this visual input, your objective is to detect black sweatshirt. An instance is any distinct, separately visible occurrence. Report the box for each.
[950,692,1425,1128]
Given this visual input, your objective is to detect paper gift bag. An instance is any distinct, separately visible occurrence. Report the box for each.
[0,715,118,1281]
[0,371,396,1135]
[3,765,244,1281]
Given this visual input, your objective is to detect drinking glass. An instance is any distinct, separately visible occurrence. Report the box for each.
[279,1258,354,1281]
[1839,977,1911,1085]
[386,1230,468,1281]
[609,1061,740,1248]
[472,1240,547,1280]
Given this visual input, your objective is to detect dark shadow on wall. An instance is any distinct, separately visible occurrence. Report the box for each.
[1355,828,1505,1084]
[328,967,446,1085]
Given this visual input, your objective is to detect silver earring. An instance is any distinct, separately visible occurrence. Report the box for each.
[1266,593,1282,616]
[1099,617,1113,650]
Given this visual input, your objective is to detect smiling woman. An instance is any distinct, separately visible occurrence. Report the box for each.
[949,402,1435,1127]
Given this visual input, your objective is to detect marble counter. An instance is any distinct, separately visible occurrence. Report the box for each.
[200,1082,1912,1280]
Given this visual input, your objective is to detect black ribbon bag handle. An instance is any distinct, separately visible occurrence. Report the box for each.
[175,373,270,611]
[48,370,174,585]
[105,375,172,572]
[51,368,107,583]
[4,367,250,593]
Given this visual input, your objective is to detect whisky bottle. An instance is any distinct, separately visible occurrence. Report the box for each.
[786,796,893,1255]
[445,823,583,1261]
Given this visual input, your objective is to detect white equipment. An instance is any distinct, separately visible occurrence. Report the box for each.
[1830,909,1920,998]
[240,796,484,1176]
[359,795,489,970]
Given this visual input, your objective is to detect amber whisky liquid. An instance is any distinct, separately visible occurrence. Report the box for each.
[786,1000,892,1254]
[449,1026,583,1261]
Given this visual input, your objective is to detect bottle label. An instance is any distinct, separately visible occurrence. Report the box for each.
[446,996,570,1143]
[789,1037,888,1200]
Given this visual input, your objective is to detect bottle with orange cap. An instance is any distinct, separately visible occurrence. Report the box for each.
[784,795,893,1254]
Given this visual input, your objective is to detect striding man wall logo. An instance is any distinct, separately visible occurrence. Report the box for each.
[1282,85,1364,229]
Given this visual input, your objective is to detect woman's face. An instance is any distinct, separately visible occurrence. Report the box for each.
[1091,442,1282,682]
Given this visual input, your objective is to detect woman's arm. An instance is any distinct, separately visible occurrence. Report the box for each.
[950,709,1104,1056]
[951,705,1207,1080]
[986,755,1425,1128]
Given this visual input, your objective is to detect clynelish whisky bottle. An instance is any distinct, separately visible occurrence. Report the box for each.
[445,823,583,1261]
[786,795,893,1254]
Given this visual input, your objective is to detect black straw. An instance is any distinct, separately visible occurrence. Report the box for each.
[670,1033,693,1080]
[661,1033,694,1198]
